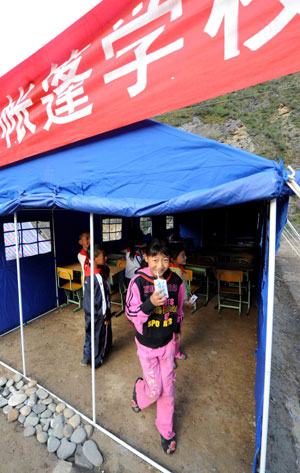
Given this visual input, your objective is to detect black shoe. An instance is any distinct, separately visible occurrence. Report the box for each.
[80,357,89,366]
[161,435,176,454]
[131,377,143,413]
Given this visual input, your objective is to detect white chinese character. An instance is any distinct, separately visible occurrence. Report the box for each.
[204,0,252,60]
[0,84,36,148]
[41,45,93,131]
[102,0,184,97]
[244,0,300,51]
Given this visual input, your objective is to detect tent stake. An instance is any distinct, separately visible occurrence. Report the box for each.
[14,212,26,376]
[0,360,172,473]
[259,198,277,473]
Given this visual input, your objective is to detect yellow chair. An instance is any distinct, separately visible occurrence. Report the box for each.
[116,259,126,268]
[57,268,83,312]
[216,269,243,317]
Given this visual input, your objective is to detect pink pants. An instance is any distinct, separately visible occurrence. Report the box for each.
[135,337,176,440]
[174,318,183,359]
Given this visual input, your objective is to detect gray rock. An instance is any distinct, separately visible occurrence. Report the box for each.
[51,413,65,428]
[6,379,14,388]
[1,388,10,398]
[24,413,39,427]
[7,408,19,422]
[8,386,16,393]
[29,394,37,405]
[0,395,8,408]
[71,427,86,444]
[56,437,76,460]
[16,402,25,410]
[36,388,48,400]
[24,425,35,437]
[75,444,94,470]
[3,405,12,415]
[25,387,37,395]
[40,408,52,419]
[53,423,64,439]
[63,408,74,419]
[42,420,51,432]
[20,405,31,417]
[35,424,43,434]
[84,424,94,439]
[63,424,73,439]
[41,397,53,405]
[32,404,46,415]
[0,377,7,387]
[13,373,22,383]
[15,380,24,390]
[8,393,27,407]
[47,435,61,453]
[82,440,103,467]
[56,402,65,414]
[48,403,57,412]
[37,431,48,444]
[18,414,26,424]
[68,413,80,429]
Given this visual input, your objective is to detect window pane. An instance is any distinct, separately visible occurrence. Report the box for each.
[23,243,38,257]
[4,232,15,246]
[166,216,174,229]
[23,229,38,243]
[39,241,52,254]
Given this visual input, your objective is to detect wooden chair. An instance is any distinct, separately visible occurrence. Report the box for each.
[216,269,243,317]
[57,268,83,312]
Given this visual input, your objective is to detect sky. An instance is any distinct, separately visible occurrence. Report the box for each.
[0,0,102,77]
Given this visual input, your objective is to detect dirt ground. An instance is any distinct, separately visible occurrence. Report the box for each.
[0,241,299,473]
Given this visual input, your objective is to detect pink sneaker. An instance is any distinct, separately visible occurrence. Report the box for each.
[176,353,187,360]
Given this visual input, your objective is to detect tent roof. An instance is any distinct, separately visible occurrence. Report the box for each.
[0,119,292,217]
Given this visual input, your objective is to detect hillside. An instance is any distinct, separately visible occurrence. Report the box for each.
[154,71,300,230]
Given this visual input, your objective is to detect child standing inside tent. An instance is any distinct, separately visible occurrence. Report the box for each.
[77,230,90,274]
[169,242,194,365]
[126,237,184,454]
[81,244,112,368]
[125,229,145,285]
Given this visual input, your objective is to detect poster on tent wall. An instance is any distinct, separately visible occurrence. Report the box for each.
[1,0,300,167]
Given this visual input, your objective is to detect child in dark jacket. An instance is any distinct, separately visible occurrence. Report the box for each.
[81,245,112,368]
[126,237,184,455]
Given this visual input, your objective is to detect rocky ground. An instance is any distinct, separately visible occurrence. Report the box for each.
[0,241,299,473]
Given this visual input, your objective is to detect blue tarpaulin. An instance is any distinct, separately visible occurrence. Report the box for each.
[0,119,299,471]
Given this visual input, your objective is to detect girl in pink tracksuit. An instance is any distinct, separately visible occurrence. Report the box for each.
[126,238,184,455]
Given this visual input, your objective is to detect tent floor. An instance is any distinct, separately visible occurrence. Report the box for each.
[0,295,257,473]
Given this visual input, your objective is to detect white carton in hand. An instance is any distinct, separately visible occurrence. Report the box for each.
[154,277,169,298]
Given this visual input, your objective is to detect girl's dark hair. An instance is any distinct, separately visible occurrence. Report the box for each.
[86,244,105,260]
[169,242,185,261]
[129,229,144,259]
[145,237,170,257]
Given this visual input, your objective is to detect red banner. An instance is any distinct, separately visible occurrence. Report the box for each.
[1,0,300,167]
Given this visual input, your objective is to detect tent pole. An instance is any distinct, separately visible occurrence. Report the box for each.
[259,198,277,473]
[13,212,26,376]
[90,212,96,423]
[51,209,59,307]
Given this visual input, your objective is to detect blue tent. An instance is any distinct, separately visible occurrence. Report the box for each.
[0,119,299,471]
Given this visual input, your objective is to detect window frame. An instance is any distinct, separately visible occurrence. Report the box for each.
[102,217,123,242]
[3,220,52,261]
